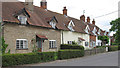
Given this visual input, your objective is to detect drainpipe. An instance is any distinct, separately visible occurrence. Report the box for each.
[62,30,64,44]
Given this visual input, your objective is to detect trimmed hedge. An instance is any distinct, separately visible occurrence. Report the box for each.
[108,46,119,51]
[2,52,57,67]
[58,50,84,60]
[60,44,84,50]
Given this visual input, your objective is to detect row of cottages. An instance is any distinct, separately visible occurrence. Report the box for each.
[2,0,110,54]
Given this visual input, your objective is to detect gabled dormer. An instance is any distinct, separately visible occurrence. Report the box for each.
[85,25,90,34]
[14,8,30,25]
[18,14,27,25]
[49,16,58,29]
[98,29,101,35]
[92,27,97,35]
[104,31,107,36]
[68,20,75,31]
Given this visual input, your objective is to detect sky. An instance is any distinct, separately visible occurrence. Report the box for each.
[18,0,120,36]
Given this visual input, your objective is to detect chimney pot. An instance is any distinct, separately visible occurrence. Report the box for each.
[87,17,90,23]
[63,6,67,16]
[80,15,85,22]
[92,19,95,25]
[41,0,47,9]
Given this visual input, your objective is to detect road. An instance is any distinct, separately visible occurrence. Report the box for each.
[24,51,119,66]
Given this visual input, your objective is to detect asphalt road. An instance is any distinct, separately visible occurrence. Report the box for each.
[24,51,119,66]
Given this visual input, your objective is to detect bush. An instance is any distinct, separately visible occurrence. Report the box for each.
[60,44,84,50]
[108,46,118,52]
[58,50,84,60]
[2,52,57,67]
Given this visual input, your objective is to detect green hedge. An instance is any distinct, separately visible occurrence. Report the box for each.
[108,46,119,51]
[60,44,84,50]
[58,50,84,60]
[2,52,57,67]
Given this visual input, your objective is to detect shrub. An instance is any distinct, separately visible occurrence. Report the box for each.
[108,46,118,51]
[60,44,84,50]
[58,50,84,60]
[2,52,57,67]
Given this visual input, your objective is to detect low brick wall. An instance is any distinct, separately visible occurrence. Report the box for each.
[84,48,106,56]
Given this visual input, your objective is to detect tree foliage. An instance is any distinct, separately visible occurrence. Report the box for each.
[110,18,120,45]
[98,36,109,45]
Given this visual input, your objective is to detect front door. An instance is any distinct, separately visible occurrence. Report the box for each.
[37,39,43,52]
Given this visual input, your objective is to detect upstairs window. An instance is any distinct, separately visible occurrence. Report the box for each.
[98,29,101,35]
[68,20,75,31]
[16,39,28,49]
[18,15,27,25]
[49,16,58,29]
[85,25,90,34]
[92,27,97,35]
[50,21,56,29]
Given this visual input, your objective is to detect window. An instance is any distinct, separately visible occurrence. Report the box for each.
[16,39,28,49]
[68,20,75,31]
[68,41,73,44]
[78,40,82,45]
[49,40,57,49]
[50,21,56,29]
[85,42,89,46]
[85,25,90,34]
[18,16,27,25]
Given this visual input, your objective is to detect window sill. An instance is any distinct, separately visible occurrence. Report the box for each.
[49,47,57,49]
[16,48,28,50]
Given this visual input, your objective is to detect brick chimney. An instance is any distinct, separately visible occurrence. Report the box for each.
[80,15,85,22]
[41,0,47,9]
[87,17,90,23]
[92,19,95,25]
[24,0,34,12]
[63,7,67,16]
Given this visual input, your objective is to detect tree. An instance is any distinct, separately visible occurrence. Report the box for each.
[98,36,109,46]
[110,18,120,45]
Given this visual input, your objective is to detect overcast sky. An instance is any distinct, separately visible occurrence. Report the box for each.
[18,0,120,36]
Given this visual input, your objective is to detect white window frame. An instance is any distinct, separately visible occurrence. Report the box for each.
[50,20,57,29]
[18,15,27,25]
[85,42,89,46]
[49,40,57,49]
[68,20,75,31]
[85,25,90,34]
[98,29,101,35]
[16,39,28,49]
[92,27,97,35]
[78,40,82,45]
[67,41,73,45]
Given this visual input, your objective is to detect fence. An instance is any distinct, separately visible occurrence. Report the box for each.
[84,48,106,56]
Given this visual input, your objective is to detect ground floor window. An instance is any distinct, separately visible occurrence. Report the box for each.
[49,40,57,49]
[16,39,28,49]
[85,42,89,46]
[67,41,73,44]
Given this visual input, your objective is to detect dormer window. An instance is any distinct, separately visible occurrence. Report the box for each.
[98,29,101,35]
[49,16,58,29]
[50,20,56,29]
[68,20,75,31]
[85,25,90,34]
[104,31,107,36]
[18,15,27,25]
[92,27,97,35]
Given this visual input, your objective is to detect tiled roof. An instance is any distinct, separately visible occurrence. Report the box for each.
[2,2,87,34]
